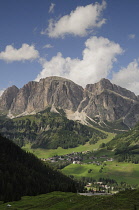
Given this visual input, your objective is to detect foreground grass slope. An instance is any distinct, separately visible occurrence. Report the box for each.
[1,190,139,210]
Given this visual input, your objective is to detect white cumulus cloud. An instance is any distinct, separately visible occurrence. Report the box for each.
[0,44,39,62]
[49,3,55,13]
[43,44,53,49]
[128,34,135,39]
[35,36,123,87]
[44,1,106,38]
[112,59,139,95]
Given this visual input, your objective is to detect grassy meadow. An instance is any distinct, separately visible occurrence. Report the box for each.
[62,161,139,186]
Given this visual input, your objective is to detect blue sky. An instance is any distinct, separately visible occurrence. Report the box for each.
[0,0,139,95]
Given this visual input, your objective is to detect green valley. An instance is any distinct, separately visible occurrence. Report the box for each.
[1,107,139,205]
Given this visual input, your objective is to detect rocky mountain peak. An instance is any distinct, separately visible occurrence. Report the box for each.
[99,78,111,84]
[8,76,84,116]
[0,85,19,112]
[85,78,112,95]
[86,78,137,100]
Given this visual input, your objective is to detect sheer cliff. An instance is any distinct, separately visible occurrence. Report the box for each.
[0,76,139,128]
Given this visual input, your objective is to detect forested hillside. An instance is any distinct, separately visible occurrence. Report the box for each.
[0,134,79,202]
[107,122,139,163]
[0,108,107,149]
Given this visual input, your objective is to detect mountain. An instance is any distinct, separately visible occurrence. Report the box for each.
[2,77,83,116]
[0,134,78,202]
[1,76,139,129]
[79,78,139,129]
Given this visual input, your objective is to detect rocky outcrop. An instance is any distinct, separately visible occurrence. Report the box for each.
[123,103,139,128]
[79,89,135,122]
[76,78,139,127]
[0,85,19,113]
[86,78,137,100]
[0,76,139,128]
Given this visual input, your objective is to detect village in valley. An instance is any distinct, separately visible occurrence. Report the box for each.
[40,151,134,194]
[41,150,114,165]
[40,151,123,194]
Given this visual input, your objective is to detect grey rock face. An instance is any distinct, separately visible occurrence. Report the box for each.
[123,103,139,128]
[0,86,19,112]
[86,78,137,100]
[46,77,83,110]
[80,89,135,122]
[77,79,139,127]
[10,77,84,115]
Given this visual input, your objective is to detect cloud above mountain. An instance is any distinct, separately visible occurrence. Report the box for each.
[36,36,123,87]
[49,3,55,14]
[112,59,139,95]
[42,1,106,38]
[0,44,39,62]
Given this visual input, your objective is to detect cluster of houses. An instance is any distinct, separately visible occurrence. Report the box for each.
[40,151,114,165]
[41,152,82,163]
[85,182,114,194]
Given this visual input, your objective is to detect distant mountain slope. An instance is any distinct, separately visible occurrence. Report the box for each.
[0,76,139,129]
[0,134,78,202]
[107,122,139,162]
[0,108,107,149]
